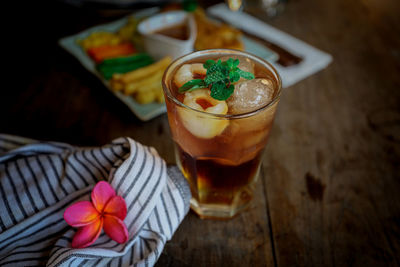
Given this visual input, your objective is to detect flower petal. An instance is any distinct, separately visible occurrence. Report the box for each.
[72,219,103,248]
[92,181,116,213]
[64,201,99,227]
[104,196,127,220]
[103,215,128,244]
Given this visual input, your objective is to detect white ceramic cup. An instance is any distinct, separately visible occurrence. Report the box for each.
[138,11,197,60]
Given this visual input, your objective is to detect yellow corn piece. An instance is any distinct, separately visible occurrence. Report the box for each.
[124,70,164,95]
[116,57,172,84]
[110,80,124,91]
[156,94,165,103]
[78,31,123,50]
[135,90,156,104]
[124,82,139,95]
[118,16,139,41]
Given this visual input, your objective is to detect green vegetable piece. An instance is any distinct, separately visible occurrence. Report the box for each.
[99,53,152,67]
[98,58,153,80]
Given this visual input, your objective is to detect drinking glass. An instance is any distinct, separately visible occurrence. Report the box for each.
[162,49,281,219]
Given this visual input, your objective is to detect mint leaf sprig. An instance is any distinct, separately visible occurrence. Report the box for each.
[178,58,255,101]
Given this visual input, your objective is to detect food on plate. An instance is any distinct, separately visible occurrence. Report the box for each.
[74,9,246,106]
[98,53,151,66]
[76,19,167,105]
[113,56,172,84]
[78,32,124,50]
[118,16,139,41]
[110,56,172,104]
[118,16,144,51]
[153,22,189,40]
[124,69,163,94]
[78,19,149,81]
[97,53,153,80]
[193,8,244,51]
[87,42,136,63]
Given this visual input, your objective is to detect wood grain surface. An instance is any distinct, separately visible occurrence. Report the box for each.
[2,0,400,266]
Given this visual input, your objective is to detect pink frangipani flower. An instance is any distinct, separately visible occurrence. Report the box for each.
[64,181,129,248]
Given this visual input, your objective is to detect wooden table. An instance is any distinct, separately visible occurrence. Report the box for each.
[3,0,400,266]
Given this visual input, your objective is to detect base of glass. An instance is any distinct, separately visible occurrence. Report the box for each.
[174,144,260,219]
[189,187,253,219]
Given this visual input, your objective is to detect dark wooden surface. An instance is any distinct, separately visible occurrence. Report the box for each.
[2,0,400,266]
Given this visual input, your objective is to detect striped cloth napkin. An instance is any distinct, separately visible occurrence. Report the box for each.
[0,134,191,267]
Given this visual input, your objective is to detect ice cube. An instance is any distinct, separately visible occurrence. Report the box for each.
[227,78,275,114]
[220,55,255,74]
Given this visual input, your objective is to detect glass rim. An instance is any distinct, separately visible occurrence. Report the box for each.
[162,49,282,119]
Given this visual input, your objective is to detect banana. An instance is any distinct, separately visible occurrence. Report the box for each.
[178,89,229,139]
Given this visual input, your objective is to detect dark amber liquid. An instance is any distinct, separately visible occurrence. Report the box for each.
[177,145,262,205]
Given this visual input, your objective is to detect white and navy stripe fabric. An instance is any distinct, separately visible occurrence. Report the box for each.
[0,134,191,267]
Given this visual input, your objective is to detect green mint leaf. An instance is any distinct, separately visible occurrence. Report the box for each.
[222,58,240,70]
[229,71,240,83]
[237,69,255,80]
[232,59,240,68]
[179,57,254,101]
[227,58,235,69]
[221,60,229,69]
[207,59,229,81]
[208,61,222,73]
[203,59,216,70]
[205,68,225,85]
[179,79,207,93]
[187,83,208,92]
[210,81,234,100]
[221,65,230,77]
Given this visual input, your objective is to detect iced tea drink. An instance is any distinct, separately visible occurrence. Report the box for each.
[162,49,281,219]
